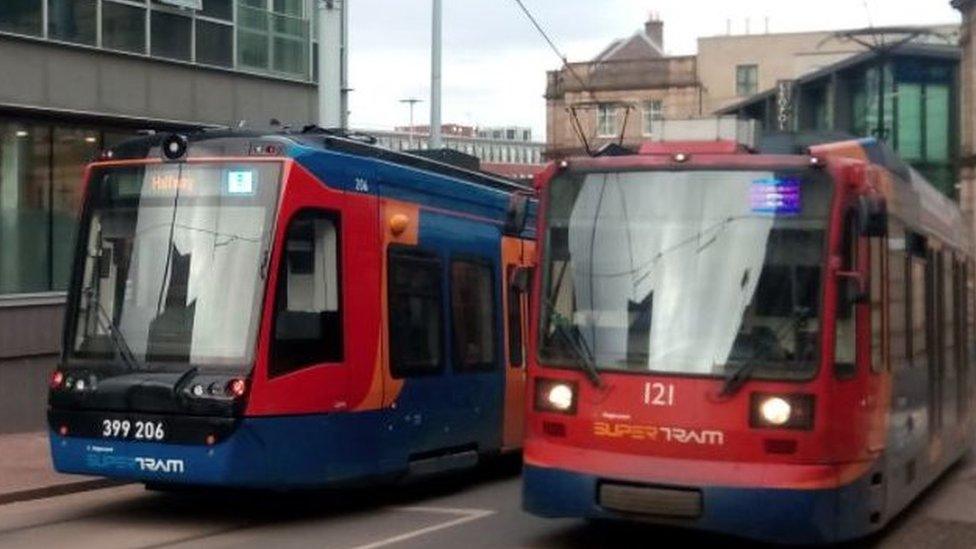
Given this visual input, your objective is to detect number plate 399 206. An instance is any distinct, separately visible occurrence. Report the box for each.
[100,418,166,441]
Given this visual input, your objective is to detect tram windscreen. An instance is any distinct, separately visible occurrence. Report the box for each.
[67,162,281,369]
[539,168,832,380]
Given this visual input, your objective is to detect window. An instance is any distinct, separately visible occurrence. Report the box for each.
[907,234,928,368]
[271,210,342,377]
[196,20,233,67]
[151,11,192,61]
[48,0,96,45]
[870,237,886,373]
[201,0,233,20]
[238,1,270,70]
[597,104,618,137]
[0,0,41,36]
[451,260,496,371]
[102,1,146,54]
[642,100,664,135]
[736,64,759,97]
[389,248,443,377]
[835,213,857,374]
[0,123,52,294]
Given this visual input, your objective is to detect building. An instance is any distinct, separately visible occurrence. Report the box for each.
[395,124,477,139]
[953,0,976,233]
[370,126,547,181]
[546,15,702,159]
[545,15,958,161]
[0,0,323,433]
[718,41,960,197]
[477,126,533,142]
[698,25,959,114]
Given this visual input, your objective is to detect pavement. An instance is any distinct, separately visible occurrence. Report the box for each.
[0,446,974,548]
[0,432,120,505]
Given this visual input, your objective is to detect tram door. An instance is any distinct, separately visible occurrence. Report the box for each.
[502,238,535,450]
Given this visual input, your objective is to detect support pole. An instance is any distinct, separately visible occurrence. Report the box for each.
[430,0,443,149]
[318,0,343,128]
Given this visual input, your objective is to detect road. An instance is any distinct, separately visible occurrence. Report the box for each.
[1,454,975,549]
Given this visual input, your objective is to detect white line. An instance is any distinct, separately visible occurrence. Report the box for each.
[348,507,496,549]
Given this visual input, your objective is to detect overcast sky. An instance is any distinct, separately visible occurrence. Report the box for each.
[346,0,961,138]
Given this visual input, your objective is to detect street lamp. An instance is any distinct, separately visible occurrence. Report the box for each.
[400,98,423,150]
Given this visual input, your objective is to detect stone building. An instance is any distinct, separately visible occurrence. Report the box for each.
[953,0,976,232]
[545,16,702,159]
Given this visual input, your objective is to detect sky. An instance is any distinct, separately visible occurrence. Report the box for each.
[345,0,961,139]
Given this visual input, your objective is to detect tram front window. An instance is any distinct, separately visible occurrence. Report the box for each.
[539,169,832,380]
[67,162,281,370]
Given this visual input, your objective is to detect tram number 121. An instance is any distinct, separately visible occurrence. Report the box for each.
[644,382,675,407]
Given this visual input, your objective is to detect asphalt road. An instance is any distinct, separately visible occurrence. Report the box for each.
[1,453,975,549]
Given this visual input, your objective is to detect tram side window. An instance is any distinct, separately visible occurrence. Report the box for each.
[907,233,928,368]
[835,214,857,371]
[270,210,343,377]
[451,260,496,372]
[389,248,444,378]
[870,238,886,373]
[943,252,956,380]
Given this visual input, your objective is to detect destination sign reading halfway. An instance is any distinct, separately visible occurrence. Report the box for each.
[750,178,801,215]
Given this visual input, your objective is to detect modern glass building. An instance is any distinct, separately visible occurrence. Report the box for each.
[0,0,322,433]
[719,43,960,198]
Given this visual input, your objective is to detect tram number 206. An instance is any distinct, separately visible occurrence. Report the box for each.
[101,419,166,441]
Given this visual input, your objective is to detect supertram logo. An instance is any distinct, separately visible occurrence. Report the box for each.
[593,422,725,446]
[85,453,186,474]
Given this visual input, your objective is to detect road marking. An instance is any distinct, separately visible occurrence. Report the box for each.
[348,506,496,549]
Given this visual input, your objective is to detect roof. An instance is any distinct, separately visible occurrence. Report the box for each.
[593,28,663,63]
[717,42,961,115]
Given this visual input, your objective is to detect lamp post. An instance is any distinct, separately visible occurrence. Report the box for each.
[400,98,423,149]
[430,0,443,149]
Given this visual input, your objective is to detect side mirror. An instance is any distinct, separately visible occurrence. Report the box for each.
[505,193,530,235]
[857,195,887,238]
[510,266,532,294]
[836,270,869,305]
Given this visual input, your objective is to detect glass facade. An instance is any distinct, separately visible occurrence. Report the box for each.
[738,53,959,199]
[0,0,315,81]
[848,60,956,196]
[0,119,135,296]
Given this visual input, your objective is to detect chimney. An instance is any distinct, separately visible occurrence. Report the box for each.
[645,12,664,51]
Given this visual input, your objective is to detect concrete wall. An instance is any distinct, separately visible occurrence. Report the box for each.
[0,35,317,129]
[0,299,63,434]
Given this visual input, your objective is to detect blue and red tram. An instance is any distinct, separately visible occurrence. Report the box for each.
[48,130,536,488]
[522,136,975,543]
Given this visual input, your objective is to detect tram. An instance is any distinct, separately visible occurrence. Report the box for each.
[522,135,975,543]
[48,129,536,489]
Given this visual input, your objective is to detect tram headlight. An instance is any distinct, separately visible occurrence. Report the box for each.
[759,397,792,426]
[750,393,815,430]
[535,379,578,415]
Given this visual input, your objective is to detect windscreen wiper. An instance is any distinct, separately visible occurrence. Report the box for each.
[83,286,143,372]
[718,360,757,398]
[544,298,603,388]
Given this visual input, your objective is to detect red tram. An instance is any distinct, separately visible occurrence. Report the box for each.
[522,136,975,544]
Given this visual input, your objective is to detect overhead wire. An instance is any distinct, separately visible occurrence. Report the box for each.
[509,0,590,92]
